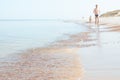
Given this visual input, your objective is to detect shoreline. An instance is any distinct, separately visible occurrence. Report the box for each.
[0,46,83,80]
[0,22,97,79]
[0,29,96,79]
[79,17,120,80]
[0,30,89,80]
[0,17,120,80]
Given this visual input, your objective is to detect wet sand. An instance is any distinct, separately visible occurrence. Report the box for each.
[79,17,120,80]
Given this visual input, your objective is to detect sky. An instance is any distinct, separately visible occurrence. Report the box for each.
[0,0,120,19]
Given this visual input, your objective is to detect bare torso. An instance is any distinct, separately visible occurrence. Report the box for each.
[94,8,99,15]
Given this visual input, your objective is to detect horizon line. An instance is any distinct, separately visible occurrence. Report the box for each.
[0,19,63,21]
[0,19,83,21]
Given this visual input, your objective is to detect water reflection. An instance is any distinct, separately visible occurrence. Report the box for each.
[77,24,120,80]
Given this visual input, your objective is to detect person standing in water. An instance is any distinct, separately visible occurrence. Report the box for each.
[89,16,92,23]
[93,4,100,25]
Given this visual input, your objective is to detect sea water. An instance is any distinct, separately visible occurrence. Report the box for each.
[0,20,87,58]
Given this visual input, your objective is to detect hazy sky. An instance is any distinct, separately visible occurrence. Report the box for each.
[0,0,119,19]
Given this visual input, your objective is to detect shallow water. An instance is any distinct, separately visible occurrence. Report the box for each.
[0,20,83,80]
[0,20,88,58]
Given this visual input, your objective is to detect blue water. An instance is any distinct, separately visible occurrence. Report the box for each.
[0,20,87,58]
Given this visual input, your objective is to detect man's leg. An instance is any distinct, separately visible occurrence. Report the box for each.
[96,16,99,25]
[95,17,97,24]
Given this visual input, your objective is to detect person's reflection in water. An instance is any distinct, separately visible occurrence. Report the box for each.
[96,25,101,47]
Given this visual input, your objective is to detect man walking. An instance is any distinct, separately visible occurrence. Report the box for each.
[93,4,100,25]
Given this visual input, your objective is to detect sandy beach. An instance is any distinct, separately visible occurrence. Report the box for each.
[0,17,120,80]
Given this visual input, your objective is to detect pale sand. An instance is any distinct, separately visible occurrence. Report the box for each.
[100,17,120,26]
[99,17,120,32]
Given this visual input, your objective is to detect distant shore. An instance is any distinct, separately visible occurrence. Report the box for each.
[100,17,120,26]
[97,17,120,32]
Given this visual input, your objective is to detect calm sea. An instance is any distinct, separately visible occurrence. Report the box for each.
[0,20,87,58]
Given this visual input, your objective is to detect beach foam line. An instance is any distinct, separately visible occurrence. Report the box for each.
[0,47,83,80]
[0,30,98,80]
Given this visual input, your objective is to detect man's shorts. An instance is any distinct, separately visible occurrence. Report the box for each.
[95,14,99,17]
